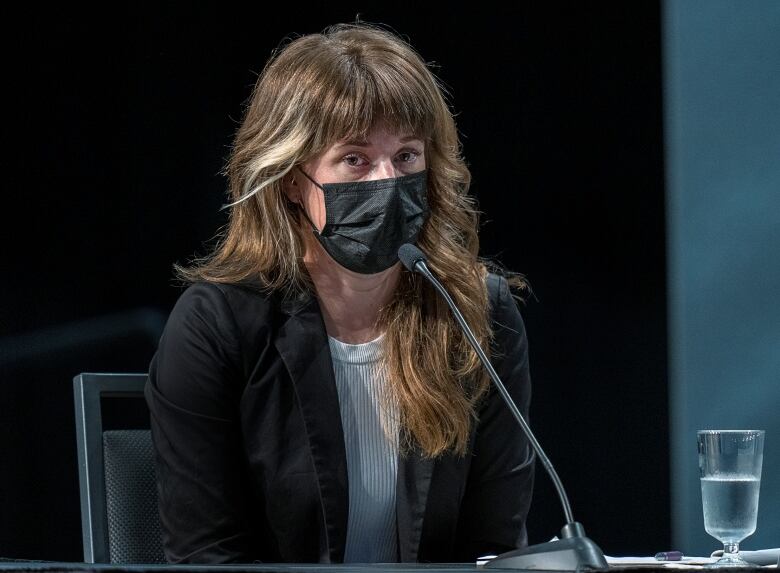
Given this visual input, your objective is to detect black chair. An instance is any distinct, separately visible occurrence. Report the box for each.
[72,372,165,564]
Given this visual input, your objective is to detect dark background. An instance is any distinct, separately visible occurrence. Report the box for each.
[0,4,667,561]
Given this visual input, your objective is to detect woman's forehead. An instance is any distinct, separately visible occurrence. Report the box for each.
[333,119,427,144]
[334,128,423,146]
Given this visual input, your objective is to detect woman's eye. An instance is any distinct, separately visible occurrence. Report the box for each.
[397,150,420,163]
[341,149,422,168]
[343,154,367,167]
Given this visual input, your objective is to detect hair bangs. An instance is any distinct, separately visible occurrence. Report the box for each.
[311,55,436,152]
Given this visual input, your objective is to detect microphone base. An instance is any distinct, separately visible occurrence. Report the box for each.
[484,527,608,571]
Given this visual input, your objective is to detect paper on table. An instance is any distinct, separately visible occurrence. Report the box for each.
[477,554,721,569]
[711,548,780,567]
[606,555,719,568]
[476,542,780,568]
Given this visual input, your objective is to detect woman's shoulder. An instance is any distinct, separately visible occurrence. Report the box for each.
[485,270,528,340]
[485,271,517,310]
[149,280,281,417]
[486,272,507,304]
[163,280,285,348]
[153,281,287,383]
[172,280,279,317]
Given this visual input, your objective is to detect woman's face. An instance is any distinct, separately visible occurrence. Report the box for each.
[290,123,426,231]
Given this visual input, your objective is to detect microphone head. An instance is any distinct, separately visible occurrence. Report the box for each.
[398,243,427,272]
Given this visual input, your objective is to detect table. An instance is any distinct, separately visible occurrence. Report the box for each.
[0,561,769,573]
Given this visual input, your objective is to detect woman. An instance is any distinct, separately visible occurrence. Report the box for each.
[145,21,535,564]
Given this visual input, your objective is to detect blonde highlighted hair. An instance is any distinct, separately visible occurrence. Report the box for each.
[177,21,526,457]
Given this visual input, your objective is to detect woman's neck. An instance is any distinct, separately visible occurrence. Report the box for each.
[303,239,399,344]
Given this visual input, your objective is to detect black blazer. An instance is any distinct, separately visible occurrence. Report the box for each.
[145,272,535,564]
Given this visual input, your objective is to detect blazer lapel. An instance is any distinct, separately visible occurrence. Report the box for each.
[274,291,348,563]
[396,447,435,562]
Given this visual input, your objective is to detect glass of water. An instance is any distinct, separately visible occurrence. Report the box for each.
[698,430,764,567]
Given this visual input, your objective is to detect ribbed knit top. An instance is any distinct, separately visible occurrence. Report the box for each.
[328,333,399,563]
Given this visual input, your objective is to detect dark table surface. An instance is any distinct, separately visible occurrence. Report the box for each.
[0,560,771,573]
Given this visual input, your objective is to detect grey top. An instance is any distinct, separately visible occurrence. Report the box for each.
[328,333,399,563]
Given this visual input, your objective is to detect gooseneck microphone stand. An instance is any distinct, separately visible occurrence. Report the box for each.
[398,244,608,571]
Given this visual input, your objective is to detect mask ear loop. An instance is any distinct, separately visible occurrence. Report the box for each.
[293,166,324,235]
[295,165,323,190]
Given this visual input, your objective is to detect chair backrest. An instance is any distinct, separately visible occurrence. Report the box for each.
[73,372,165,564]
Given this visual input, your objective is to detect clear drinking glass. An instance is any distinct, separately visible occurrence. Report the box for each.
[698,430,764,568]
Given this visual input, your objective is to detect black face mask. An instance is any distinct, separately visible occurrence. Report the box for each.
[295,167,429,274]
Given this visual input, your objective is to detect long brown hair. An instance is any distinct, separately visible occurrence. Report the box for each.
[177,21,525,457]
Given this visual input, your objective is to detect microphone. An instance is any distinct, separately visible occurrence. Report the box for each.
[397,243,608,571]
